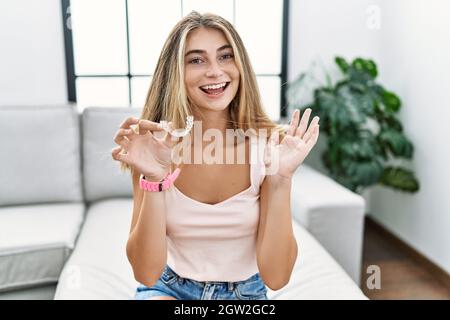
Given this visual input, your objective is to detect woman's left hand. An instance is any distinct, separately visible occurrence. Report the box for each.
[264,108,320,179]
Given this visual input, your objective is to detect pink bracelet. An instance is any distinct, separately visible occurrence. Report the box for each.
[139,168,181,192]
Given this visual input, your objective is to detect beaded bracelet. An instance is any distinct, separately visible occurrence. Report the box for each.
[139,168,181,192]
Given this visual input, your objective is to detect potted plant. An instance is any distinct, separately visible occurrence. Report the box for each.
[286,56,420,194]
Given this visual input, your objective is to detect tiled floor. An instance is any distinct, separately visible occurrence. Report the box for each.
[361,218,450,300]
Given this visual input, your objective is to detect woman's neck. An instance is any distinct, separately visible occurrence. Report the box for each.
[192,108,231,137]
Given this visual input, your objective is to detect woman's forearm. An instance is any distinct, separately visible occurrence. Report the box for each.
[257,175,298,290]
[126,191,168,287]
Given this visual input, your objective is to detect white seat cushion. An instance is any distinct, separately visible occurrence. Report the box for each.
[266,221,367,299]
[0,203,85,291]
[55,198,366,300]
[54,199,137,300]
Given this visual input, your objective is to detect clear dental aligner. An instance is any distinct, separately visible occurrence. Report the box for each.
[159,116,194,138]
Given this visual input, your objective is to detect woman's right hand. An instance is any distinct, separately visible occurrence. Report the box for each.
[111,117,178,181]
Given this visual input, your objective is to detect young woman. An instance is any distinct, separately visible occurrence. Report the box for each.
[111,11,319,300]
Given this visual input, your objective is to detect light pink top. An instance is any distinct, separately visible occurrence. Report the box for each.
[163,139,266,282]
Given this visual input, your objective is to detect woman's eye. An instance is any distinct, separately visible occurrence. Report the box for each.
[221,54,234,60]
[189,54,233,65]
[190,58,203,64]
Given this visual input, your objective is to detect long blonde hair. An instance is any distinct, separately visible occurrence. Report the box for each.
[121,11,285,172]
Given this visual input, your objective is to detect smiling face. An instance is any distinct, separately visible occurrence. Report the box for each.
[184,27,240,115]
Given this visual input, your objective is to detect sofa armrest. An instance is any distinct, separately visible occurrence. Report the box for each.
[291,165,366,285]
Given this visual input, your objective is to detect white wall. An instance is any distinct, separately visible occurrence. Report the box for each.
[0,0,67,105]
[288,0,383,174]
[289,0,450,274]
[288,0,383,81]
[369,0,450,274]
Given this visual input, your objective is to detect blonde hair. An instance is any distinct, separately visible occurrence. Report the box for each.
[121,11,285,173]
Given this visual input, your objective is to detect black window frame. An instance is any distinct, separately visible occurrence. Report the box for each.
[61,0,289,118]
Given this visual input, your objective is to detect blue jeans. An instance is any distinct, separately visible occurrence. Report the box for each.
[135,265,269,300]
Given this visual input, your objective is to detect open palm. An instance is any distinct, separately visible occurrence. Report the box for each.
[264,108,320,179]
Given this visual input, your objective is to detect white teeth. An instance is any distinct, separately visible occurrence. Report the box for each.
[200,82,227,90]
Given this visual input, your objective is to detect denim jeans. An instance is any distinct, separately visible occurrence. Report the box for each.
[135,265,269,300]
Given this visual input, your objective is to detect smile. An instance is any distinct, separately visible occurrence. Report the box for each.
[199,81,230,97]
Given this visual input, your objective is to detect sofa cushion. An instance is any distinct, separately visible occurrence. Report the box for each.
[267,220,367,299]
[54,198,367,300]
[0,105,82,206]
[54,199,137,299]
[81,107,141,203]
[0,203,85,292]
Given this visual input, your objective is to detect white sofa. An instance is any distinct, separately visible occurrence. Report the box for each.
[0,105,367,300]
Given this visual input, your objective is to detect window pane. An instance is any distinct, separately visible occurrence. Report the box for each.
[71,0,128,75]
[257,76,281,121]
[128,0,181,75]
[235,0,282,74]
[76,77,129,111]
[183,0,234,23]
[131,76,152,109]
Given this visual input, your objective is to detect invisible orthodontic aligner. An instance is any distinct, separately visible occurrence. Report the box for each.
[159,115,194,138]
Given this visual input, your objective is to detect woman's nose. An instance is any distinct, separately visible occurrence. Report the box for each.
[205,61,223,78]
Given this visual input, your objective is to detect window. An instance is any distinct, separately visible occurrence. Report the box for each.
[62,0,289,120]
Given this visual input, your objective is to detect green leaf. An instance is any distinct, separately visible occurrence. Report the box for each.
[382,90,401,113]
[379,167,420,192]
[364,59,378,78]
[348,81,366,93]
[346,88,376,116]
[378,128,414,159]
[338,131,379,160]
[352,58,365,71]
[382,114,403,132]
[351,58,378,78]
[314,88,336,124]
[341,157,384,187]
[336,85,373,123]
[335,56,350,73]
[347,67,370,83]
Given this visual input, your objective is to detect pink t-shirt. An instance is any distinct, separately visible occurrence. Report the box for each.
[163,139,266,282]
